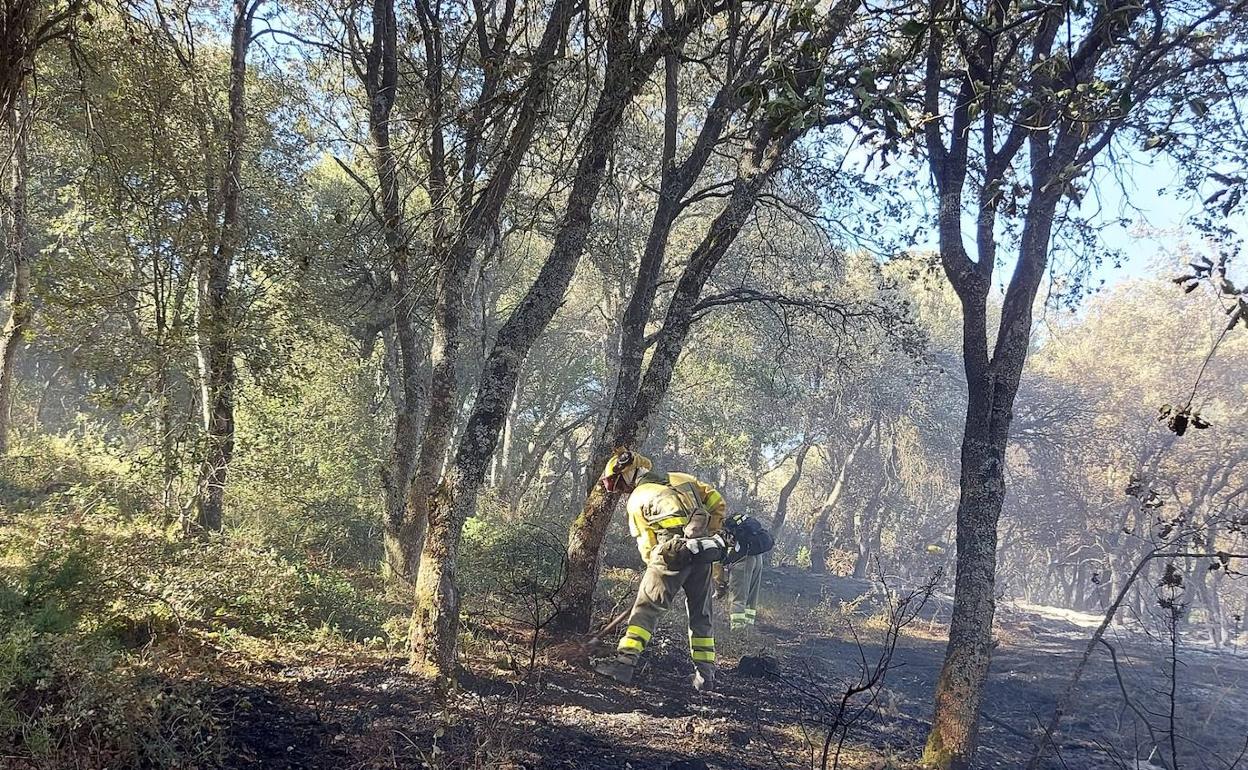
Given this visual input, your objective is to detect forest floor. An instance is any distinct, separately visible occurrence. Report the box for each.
[194,567,1248,770]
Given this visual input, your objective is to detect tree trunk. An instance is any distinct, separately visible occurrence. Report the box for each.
[491,378,520,487]
[853,478,887,579]
[855,504,883,580]
[922,189,1058,767]
[362,0,429,585]
[398,0,576,593]
[553,38,759,635]
[193,0,253,533]
[0,80,30,455]
[406,0,706,677]
[772,442,812,539]
[808,422,873,574]
[557,118,799,633]
[922,378,1010,769]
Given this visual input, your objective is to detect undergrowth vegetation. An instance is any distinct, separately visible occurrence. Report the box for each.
[0,435,572,769]
[0,439,386,768]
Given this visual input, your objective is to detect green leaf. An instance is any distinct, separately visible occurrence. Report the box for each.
[901,19,926,37]
[859,67,877,93]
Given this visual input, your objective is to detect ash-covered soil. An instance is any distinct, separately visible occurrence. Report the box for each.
[208,567,1248,769]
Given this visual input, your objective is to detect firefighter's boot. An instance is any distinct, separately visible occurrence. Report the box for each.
[692,661,716,692]
[592,653,637,684]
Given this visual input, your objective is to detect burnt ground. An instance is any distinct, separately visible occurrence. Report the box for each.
[206,568,1248,770]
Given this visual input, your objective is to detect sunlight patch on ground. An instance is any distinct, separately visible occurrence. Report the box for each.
[1005,600,1106,629]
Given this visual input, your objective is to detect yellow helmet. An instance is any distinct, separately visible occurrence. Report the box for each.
[599,448,651,493]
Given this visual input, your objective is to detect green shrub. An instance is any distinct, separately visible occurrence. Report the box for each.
[0,432,150,519]
[228,326,385,569]
[0,502,390,767]
[145,537,389,642]
[0,530,221,769]
[458,499,568,633]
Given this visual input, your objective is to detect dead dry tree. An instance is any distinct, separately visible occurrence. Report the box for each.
[772,570,942,770]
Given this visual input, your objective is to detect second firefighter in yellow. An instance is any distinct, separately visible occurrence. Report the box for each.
[592,449,730,692]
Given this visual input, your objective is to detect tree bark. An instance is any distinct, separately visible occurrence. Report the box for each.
[491,378,521,486]
[0,80,30,455]
[399,0,576,590]
[552,27,764,635]
[558,118,801,633]
[193,0,254,533]
[853,477,888,579]
[555,0,866,632]
[922,190,1060,767]
[360,0,428,585]
[922,362,1009,769]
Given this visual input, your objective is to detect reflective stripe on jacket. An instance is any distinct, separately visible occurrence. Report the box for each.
[626,470,725,561]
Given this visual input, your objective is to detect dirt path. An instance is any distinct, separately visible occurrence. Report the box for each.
[210,568,1248,770]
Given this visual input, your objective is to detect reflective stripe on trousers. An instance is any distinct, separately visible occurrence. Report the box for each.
[617,624,652,653]
[690,633,715,663]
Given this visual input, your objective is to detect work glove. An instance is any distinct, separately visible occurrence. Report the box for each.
[656,537,690,569]
[684,534,724,560]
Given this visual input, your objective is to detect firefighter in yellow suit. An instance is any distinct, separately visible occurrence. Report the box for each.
[592,449,729,691]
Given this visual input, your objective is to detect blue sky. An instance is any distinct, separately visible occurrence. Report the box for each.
[883,150,1246,304]
[1083,155,1246,288]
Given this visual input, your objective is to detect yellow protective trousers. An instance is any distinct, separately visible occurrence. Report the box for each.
[616,551,715,669]
[728,553,763,629]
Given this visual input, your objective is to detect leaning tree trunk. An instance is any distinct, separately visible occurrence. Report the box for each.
[194,0,253,533]
[558,136,792,633]
[407,0,702,676]
[551,34,759,635]
[808,421,873,574]
[0,81,30,455]
[553,0,865,632]
[397,0,577,593]
[772,441,812,540]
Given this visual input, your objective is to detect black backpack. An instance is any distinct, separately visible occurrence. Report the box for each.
[724,513,774,557]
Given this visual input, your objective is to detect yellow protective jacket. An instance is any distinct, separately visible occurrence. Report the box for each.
[626,470,726,561]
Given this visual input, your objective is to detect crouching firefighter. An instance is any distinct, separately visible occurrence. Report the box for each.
[591,449,737,692]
